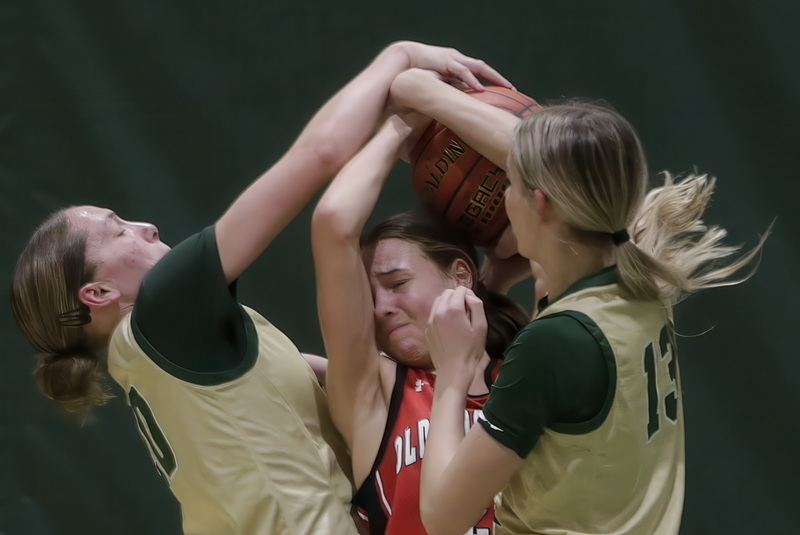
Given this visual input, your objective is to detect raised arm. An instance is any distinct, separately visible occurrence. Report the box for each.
[216,43,512,282]
[421,287,525,535]
[390,68,521,169]
[312,114,422,482]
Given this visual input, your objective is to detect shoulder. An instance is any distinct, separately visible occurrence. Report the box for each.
[141,227,219,292]
[508,313,602,365]
[502,313,612,411]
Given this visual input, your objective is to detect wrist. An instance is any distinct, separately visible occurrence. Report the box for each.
[379,41,414,71]
[434,364,475,393]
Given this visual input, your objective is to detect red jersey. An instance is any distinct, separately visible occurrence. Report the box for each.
[353,363,499,534]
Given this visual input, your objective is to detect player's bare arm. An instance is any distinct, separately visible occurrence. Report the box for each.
[216,42,509,284]
[421,287,524,535]
[390,68,520,170]
[312,115,422,486]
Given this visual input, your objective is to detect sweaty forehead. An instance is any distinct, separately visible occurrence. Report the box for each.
[64,206,117,243]
[67,205,112,224]
[366,239,427,277]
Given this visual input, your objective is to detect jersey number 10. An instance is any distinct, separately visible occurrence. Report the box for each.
[128,386,178,482]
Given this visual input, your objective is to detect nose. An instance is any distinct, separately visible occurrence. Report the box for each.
[373,289,397,318]
[131,221,160,242]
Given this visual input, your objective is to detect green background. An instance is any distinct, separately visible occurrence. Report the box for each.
[2,1,798,533]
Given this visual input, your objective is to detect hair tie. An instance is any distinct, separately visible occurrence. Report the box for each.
[611,228,630,245]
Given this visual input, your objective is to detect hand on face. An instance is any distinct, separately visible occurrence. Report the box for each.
[425,286,487,386]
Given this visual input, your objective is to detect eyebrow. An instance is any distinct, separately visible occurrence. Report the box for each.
[373,267,411,278]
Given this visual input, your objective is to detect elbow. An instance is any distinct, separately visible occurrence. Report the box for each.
[419,502,439,535]
[310,136,348,177]
[311,200,358,246]
[294,128,351,181]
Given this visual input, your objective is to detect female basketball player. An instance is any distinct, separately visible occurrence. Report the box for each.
[311,112,532,534]
[389,69,770,535]
[10,43,512,535]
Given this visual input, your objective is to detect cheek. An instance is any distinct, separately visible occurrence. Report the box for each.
[121,248,144,269]
[506,190,523,219]
[508,193,533,231]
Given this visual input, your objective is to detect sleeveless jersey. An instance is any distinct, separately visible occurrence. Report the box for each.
[108,306,358,535]
[354,364,497,535]
[485,276,685,535]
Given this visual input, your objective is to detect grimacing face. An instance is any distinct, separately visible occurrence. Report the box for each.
[363,238,458,371]
[68,205,171,304]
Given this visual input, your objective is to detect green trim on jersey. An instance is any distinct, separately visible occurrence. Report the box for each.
[481,308,612,458]
[545,310,617,436]
[131,225,257,385]
[131,305,259,386]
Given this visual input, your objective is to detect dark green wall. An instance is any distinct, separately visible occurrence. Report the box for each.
[2,1,798,533]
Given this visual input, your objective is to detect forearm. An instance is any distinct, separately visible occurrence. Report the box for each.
[290,43,413,172]
[216,44,411,281]
[422,287,509,535]
[420,377,479,535]
[390,69,519,168]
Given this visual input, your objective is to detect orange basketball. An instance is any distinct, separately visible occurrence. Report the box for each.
[410,86,541,245]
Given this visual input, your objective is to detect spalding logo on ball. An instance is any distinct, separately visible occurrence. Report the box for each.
[410,86,541,246]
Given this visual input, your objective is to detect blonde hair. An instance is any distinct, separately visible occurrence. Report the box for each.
[511,102,769,304]
[12,210,113,413]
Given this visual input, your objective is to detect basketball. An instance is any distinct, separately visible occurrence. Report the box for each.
[410,86,541,245]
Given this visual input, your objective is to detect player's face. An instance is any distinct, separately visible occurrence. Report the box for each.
[364,238,457,371]
[504,158,540,261]
[68,205,171,302]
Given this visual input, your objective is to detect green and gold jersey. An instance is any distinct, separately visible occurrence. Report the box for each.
[482,267,684,535]
[107,227,357,535]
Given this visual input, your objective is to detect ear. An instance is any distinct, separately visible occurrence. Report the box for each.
[78,282,121,308]
[450,258,474,289]
[532,188,554,221]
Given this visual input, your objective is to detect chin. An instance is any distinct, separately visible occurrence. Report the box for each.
[385,342,434,371]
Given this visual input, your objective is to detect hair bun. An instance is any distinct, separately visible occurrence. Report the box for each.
[35,352,112,413]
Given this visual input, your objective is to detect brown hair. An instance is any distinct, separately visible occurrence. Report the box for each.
[362,211,528,360]
[11,210,113,413]
[511,102,769,304]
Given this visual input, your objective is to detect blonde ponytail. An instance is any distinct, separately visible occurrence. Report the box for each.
[626,172,770,304]
[511,103,769,305]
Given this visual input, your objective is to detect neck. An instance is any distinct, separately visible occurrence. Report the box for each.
[537,233,615,302]
[84,303,128,350]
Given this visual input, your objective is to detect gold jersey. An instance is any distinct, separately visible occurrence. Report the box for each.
[108,306,358,535]
[495,280,684,535]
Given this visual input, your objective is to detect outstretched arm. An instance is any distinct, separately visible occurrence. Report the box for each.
[312,114,424,483]
[216,43,512,282]
[390,68,521,169]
